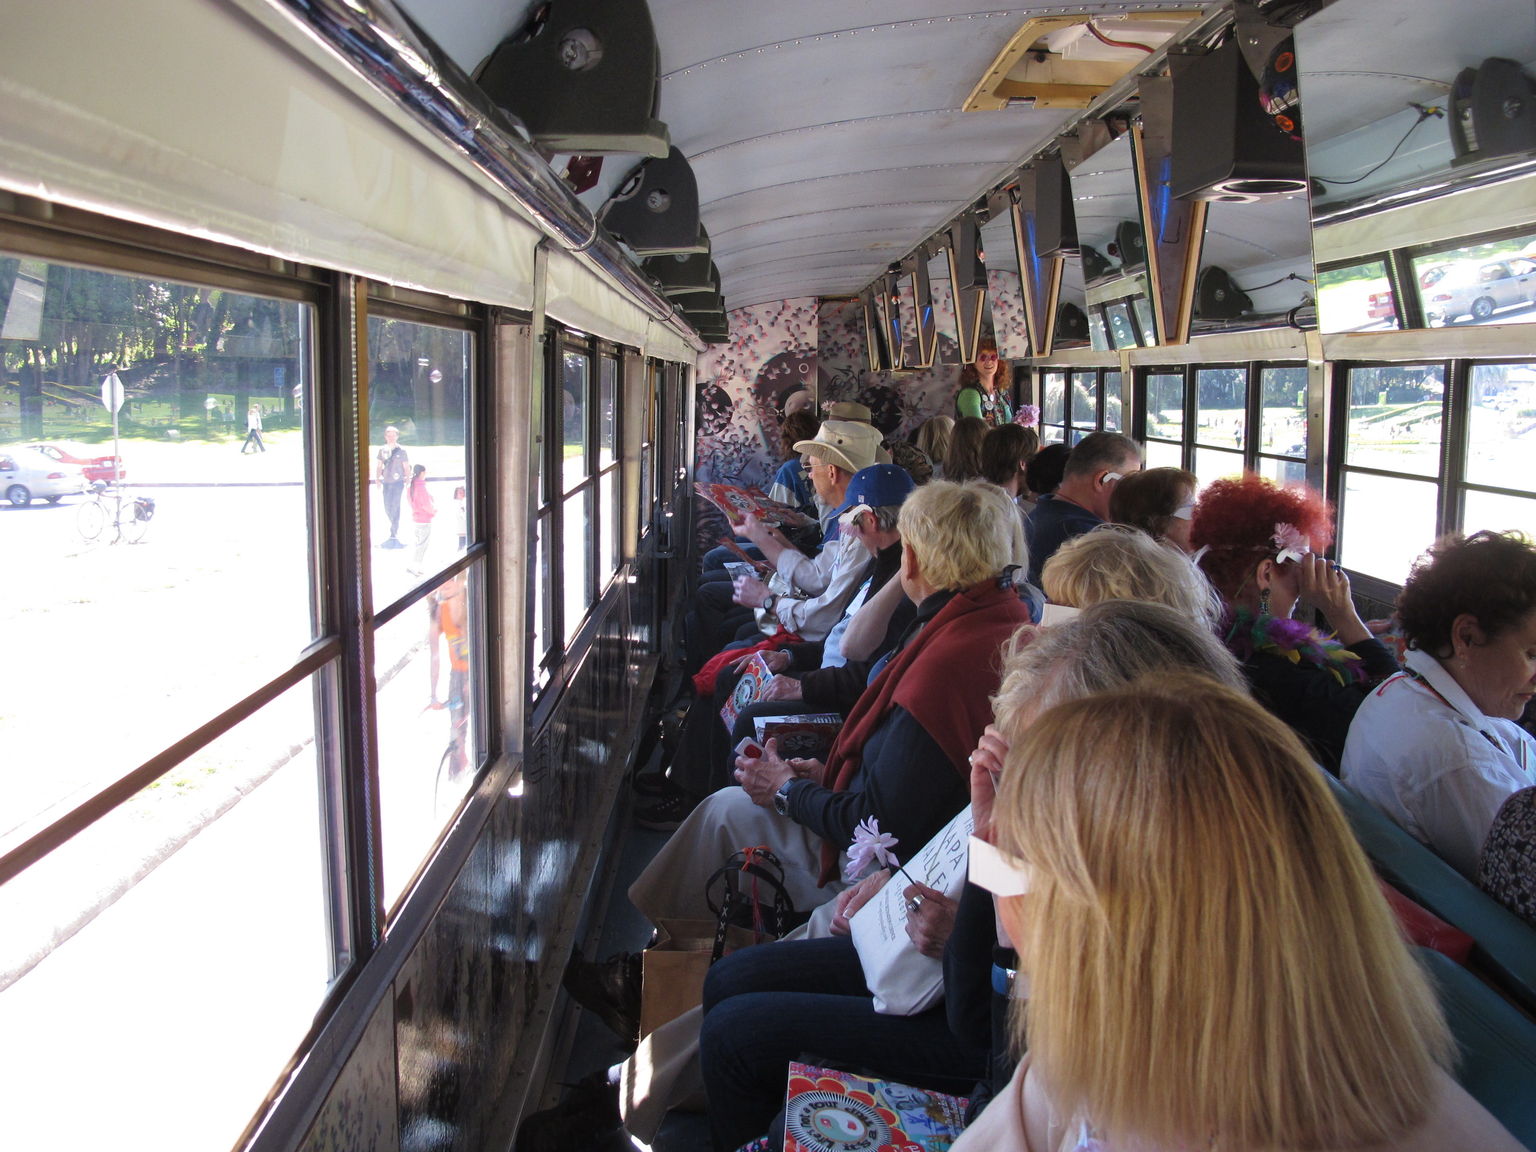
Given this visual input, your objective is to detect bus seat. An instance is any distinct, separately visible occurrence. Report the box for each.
[1417,947,1536,1149]
[1325,774,1536,1015]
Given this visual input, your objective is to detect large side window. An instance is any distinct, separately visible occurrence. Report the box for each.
[1336,363,1445,582]
[1460,361,1536,537]
[1143,369,1186,469]
[0,253,335,1151]
[598,349,622,580]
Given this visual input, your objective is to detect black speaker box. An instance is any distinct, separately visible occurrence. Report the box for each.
[1450,58,1536,164]
[1171,38,1307,200]
[1034,154,1079,257]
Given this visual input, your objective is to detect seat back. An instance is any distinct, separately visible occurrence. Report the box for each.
[1417,947,1536,1148]
[1326,774,1536,1014]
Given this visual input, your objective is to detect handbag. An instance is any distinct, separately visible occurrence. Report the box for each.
[705,845,800,960]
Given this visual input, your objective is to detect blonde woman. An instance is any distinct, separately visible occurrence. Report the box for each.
[1040,523,1221,629]
[959,674,1520,1151]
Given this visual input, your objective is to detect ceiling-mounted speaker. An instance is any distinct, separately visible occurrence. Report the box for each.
[476,0,669,156]
[601,148,702,255]
[947,220,986,292]
[1081,245,1115,283]
[1170,37,1307,201]
[1113,220,1147,270]
[1450,58,1536,164]
[1194,266,1253,319]
[643,245,717,296]
[681,293,725,322]
[1056,301,1089,344]
[1034,154,1079,257]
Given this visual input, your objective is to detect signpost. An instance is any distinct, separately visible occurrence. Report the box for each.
[101,371,125,525]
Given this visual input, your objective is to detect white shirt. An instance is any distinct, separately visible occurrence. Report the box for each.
[757,533,867,642]
[1342,648,1536,879]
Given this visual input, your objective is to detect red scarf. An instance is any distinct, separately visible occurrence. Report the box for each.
[818,578,1032,884]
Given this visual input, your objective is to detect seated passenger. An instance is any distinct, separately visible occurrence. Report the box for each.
[1107,465,1197,552]
[913,414,954,478]
[979,423,1040,527]
[728,419,884,643]
[943,416,987,483]
[957,674,1521,1152]
[1479,786,1536,926]
[627,480,1031,926]
[1343,531,1536,878]
[1022,431,1141,587]
[763,409,821,520]
[1040,524,1220,628]
[1192,474,1397,772]
[698,602,1248,1152]
[1020,441,1068,517]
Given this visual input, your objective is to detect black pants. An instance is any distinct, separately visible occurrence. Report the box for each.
[381,481,404,537]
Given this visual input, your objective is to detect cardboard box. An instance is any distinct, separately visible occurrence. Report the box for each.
[639,918,764,1037]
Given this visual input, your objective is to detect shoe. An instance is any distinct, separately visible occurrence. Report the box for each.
[562,949,641,1042]
[634,789,695,833]
[515,1072,626,1152]
[631,769,673,797]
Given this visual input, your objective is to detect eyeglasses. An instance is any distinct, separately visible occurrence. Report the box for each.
[1170,500,1195,521]
[968,834,1032,897]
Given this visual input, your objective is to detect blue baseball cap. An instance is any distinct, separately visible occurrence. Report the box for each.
[837,463,915,524]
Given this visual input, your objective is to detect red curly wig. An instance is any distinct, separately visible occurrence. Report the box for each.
[1191,474,1335,601]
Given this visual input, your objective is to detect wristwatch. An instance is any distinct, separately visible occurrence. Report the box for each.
[772,778,796,816]
[762,592,778,614]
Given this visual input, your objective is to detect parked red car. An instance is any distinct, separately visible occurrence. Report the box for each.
[26,443,127,484]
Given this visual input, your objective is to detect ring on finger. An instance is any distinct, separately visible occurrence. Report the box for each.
[906,894,925,914]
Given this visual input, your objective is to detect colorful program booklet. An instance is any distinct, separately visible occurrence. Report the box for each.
[782,1062,968,1152]
[695,481,816,530]
[720,652,777,730]
[753,713,842,761]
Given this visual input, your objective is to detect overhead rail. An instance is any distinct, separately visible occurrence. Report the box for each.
[263,0,704,352]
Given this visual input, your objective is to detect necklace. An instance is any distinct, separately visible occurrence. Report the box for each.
[1223,608,1368,686]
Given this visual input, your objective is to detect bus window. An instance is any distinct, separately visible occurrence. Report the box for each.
[1317,259,1398,333]
[1415,233,1536,329]
[1462,362,1536,538]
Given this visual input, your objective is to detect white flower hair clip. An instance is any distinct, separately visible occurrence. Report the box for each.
[1273,522,1311,565]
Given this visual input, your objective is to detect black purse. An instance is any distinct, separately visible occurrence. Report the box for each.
[704,846,800,961]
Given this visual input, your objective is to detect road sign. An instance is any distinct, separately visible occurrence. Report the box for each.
[101,371,125,414]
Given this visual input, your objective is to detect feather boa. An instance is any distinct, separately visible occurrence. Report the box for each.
[1223,608,1368,687]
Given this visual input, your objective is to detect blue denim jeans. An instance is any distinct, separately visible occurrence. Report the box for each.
[699,935,988,1152]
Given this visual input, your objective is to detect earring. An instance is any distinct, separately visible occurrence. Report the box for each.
[1259,587,1271,617]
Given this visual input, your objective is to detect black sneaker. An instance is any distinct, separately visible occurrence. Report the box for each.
[634,789,695,833]
[631,769,674,798]
[515,1072,627,1152]
[562,949,641,1042]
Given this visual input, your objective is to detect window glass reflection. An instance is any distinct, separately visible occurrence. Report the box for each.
[1258,456,1307,489]
[1462,489,1536,541]
[1415,235,1536,329]
[563,487,592,642]
[1317,259,1397,333]
[374,568,481,910]
[0,677,327,1151]
[1041,371,1066,426]
[1105,301,1136,349]
[1069,372,1099,430]
[1340,472,1438,582]
[367,317,471,597]
[599,356,618,469]
[1195,367,1247,448]
[562,350,589,492]
[1259,366,1308,458]
[1344,364,1443,476]
[1143,438,1184,471]
[1465,363,1536,493]
[0,257,316,849]
[1103,371,1124,431]
[1146,372,1185,442]
[1193,447,1245,490]
[532,511,551,691]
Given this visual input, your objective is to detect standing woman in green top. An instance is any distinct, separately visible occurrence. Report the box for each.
[954,337,1012,427]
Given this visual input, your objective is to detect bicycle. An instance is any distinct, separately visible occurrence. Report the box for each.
[77,483,155,544]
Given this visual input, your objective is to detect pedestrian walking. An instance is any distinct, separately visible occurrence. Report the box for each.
[241,404,265,453]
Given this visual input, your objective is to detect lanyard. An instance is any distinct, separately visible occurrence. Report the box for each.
[1403,667,1534,778]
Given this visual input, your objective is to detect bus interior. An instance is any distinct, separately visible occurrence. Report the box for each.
[2,0,1536,1149]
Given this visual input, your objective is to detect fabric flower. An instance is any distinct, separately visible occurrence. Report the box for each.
[1272,521,1310,565]
[845,816,901,881]
[1014,405,1041,428]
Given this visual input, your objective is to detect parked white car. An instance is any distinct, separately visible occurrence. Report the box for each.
[1424,257,1536,325]
[0,446,86,506]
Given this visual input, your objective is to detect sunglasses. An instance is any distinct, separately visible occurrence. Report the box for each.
[968,834,1032,897]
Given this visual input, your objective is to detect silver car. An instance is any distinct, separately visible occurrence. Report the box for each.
[1424,257,1536,325]
[0,446,86,506]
